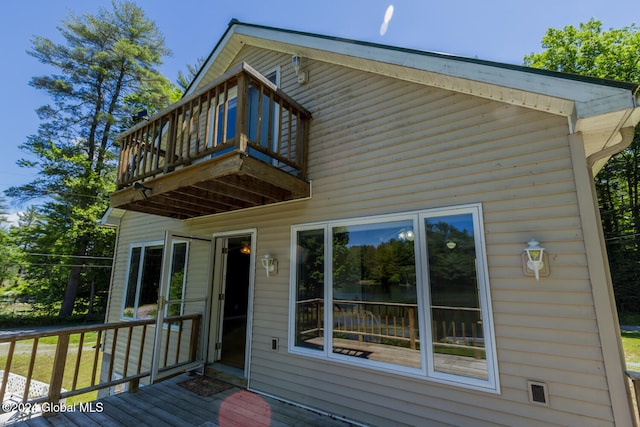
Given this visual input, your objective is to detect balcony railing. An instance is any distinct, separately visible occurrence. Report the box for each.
[116,62,311,188]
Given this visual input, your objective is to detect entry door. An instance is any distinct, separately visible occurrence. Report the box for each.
[151,231,214,383]
[211,233,254,372]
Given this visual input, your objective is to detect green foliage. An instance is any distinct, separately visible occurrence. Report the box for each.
[4,1,178,317]
[167,271,184,317]
[0,312,105,328]
[524,19,640,81]
[176,57,206,93]
[0,197,20,287]
[332,233,416,290]
[525,19,640,317]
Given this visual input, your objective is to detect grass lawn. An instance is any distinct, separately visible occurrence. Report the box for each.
[0,332,103,405]
[622,331,640,367]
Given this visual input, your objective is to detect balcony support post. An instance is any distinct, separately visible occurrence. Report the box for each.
[236,72,249,153]
[165,110,177,174]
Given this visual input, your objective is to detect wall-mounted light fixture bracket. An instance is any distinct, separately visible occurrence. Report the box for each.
[292,54,308,85]
[521,239,549,280]
[133,182,152,200]
[261,254,278,277]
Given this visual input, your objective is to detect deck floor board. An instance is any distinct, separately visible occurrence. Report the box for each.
[6,375,356,427]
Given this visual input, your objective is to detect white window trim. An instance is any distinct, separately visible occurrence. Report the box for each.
[264,66,281,155]
[122,240,163,320]
[288,204,499,393]
[164,240,189,318]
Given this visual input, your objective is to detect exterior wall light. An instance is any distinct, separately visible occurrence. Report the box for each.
[133,182,152,200]
[524,239,546,281]
[292,54,308,85]
[240,242,251,255]
[261,254,278,277]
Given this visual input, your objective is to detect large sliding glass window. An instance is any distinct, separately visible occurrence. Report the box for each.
[290,205,497,391]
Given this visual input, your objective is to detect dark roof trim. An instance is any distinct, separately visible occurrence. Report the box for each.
[186,19,639,96]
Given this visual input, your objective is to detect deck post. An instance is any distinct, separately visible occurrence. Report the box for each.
[409,308,416,350]
[190,316,201,362]
[236,72,249,153]
[128,378,140,393]
[45,334,70,417]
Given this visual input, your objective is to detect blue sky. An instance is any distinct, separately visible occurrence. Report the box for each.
[0,0,637,221]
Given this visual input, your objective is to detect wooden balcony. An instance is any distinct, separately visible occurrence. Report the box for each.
[110,62,312,219]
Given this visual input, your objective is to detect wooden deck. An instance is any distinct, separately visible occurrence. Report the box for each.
[5,375,356,427]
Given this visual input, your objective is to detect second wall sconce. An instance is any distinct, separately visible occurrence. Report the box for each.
[261,254,278,277]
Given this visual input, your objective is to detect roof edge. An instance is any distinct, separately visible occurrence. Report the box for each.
[224,20,639,92]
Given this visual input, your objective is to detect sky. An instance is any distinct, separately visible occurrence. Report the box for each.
[0,0,637,223]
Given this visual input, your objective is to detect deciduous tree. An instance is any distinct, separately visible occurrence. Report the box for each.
[524,19,640,316]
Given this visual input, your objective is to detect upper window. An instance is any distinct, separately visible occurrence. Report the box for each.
[210,68,280,163]
[289,205,498,391]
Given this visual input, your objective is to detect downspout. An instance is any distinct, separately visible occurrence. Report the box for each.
[585,84,640,171]
[586,126,636,171]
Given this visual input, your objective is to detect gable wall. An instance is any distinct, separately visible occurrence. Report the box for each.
[107,44,620,426]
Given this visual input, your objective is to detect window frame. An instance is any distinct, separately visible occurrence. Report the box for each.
[288,204,499,392]
[122,240,163,320]
[164,240,190,318]
[121,239,190,321]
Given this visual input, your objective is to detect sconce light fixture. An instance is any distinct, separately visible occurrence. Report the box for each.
[292,54,308,85]
[240,242,251,255]
[446,240,457,250]
[261,254,278,277]
[524,239,546,281]
[133,182,152,200]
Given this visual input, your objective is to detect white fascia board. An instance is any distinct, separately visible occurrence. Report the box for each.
[232,24,636,120]
[100,207,126,227]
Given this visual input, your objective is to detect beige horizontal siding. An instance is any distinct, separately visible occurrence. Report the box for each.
[104,44,621,426]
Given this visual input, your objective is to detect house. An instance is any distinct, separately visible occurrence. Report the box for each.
[102,20,640,426]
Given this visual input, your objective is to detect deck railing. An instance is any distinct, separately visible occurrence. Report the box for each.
[296,298,484,356]
[0,314,201,417]
[626,371,640,424]
[116,62,311,189]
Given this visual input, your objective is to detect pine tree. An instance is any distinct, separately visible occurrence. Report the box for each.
[6,1,179,317]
